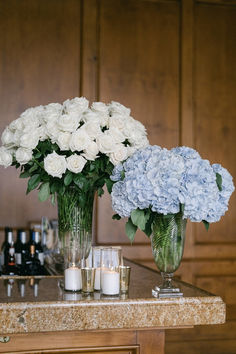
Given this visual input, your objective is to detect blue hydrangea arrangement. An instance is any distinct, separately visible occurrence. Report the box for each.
[111,145,235,241]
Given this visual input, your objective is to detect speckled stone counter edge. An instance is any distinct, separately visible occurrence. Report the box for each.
[0,295,225,334]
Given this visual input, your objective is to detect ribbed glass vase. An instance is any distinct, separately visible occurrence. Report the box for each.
[53,187,95,271]
[151,213,187,298]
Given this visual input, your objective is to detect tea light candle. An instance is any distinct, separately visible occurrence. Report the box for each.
[101,269,120,295]
[94,267,101,290]
[64,267,82,291]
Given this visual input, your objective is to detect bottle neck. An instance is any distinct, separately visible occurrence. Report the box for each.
[4,227,12,242]
[34,232,40,244]
[7,232,13,244]
[20,232,26,244]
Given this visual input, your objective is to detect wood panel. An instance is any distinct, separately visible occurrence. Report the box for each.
[194,2,236,244]
[0,0,81,228]
[0,329,164,354]
[96,0,180,244]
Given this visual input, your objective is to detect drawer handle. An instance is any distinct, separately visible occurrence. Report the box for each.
[0,336,10,343]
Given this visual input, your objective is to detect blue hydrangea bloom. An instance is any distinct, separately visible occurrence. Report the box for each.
[111,145,235,223]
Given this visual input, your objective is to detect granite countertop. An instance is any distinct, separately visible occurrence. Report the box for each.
[0,260,225,334]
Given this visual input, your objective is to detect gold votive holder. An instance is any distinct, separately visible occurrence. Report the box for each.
[119,265,131,293]
[81,267,95,293]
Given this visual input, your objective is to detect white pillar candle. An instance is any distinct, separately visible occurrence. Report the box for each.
[94,267,101,290]
[64,267,82,291]
[101,270,120,295]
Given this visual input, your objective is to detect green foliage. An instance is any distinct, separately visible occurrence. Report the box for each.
[14,140,114,204]
[38,182,50,202]
[125,218,137,243]
[112,214,121,220]
[27,174,41,193]
[216,172,223,192]
[131,209,147,231]
[202,220,210,231]
[64,172,73,186]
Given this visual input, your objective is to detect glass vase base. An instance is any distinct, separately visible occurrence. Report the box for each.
[152,286,183,298]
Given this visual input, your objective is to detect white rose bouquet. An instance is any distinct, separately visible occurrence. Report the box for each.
[0,97,149,205]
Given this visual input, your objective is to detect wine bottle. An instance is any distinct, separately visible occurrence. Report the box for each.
[5,242,19,275]
[25,244,41,275]
[15,230,28,275]
[3,228,14,269]
[14,229,27,266]
[1,227,13,267]
[34,231,44,266]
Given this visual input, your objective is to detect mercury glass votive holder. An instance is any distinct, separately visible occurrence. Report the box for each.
[119,266,131,293]
[81,267,95,293]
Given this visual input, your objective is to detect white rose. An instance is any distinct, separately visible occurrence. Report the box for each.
[131,134,149,149]
[1,127,15,146]
[57,132,71,150]
[96,133,114,154]
[43,103,62,123]
[21,107,42,127]
[0,147,13,167]
[109,144,128,165]
[44,151,67,178]
[9,117,24,132]
[63,97,89,115]
[66,154,87,173]
[108,114,126,131]
[82,110,100,124]
[82,121,101,139]
[91,102,109,127]
[106,127,125,143]
[124,117,146,139]
[15,147,32,165]
[58,113,80,132]
[46,121,60,142]
[109,101,131,116]
[70,129,91,152]
[13,130,22,146]
[38,126,48,142]
[20,131,39,150]
[83,141,99,161]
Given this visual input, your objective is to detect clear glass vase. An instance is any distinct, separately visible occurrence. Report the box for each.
[151,213,187,298]
[52,187,95,272]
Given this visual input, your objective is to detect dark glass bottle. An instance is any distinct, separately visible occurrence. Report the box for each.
[25,245,41,275]
[15,230,28,275]
[5,242,19,275]
[34,232,44,266]
[14,230,26,266]
[1,227,13,268]
[3,228,14,269]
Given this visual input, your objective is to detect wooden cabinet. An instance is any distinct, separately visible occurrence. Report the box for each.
[0,329,164,354]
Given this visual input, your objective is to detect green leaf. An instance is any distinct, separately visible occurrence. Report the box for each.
[29,164,39,174]
[202,220,210,231]
[97,187,104,197]
[27,174,41,192]
[19,171,31,178]
[216,172,223,191]
[51,193,56,206]
[131,209,146,231]
[64,172,73,186]
[112,214,121,220]
[38,182,50,202]
[34,152,42,159]
[105,179,113,194]
[143,212,154,237]
[125,218,137,243]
